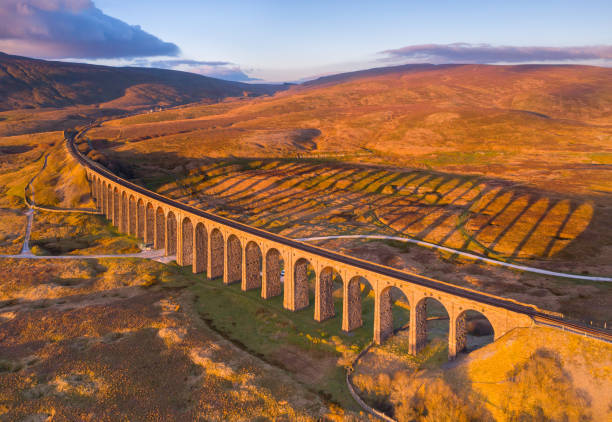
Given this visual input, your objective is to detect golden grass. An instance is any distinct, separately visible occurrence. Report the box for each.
[0,129,121,256]
[0,131,61,254]
[0,106,110,138]
[0,210,26,254]
[147,159,597,264]
[0,258,336,420]
[457,327,612,421]
[1,64,611,420]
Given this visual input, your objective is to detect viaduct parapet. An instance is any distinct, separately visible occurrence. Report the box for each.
[68,132,547,359]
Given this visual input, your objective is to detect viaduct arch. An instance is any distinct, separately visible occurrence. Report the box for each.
[75,135,543,360]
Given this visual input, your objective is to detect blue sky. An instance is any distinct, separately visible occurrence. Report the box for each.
[1,0,611,82]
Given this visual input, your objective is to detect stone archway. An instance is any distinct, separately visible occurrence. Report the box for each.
[106,184,112,219]
[263,248,283,299]
[181,217,193,266]
[316,266,342,322]
[98,181,104,213]
[210,229,224,279]
[99,180,104,211]
[343,275,374,332]
[244,241,262,291]
[145,203,155,245]
[120,191,128,233]
[226,234,242,284]
[90,176,96,203]
[113,188,120,227]
[95,179,101,210]
[375,285,411,344]
[292,257,314,311]
[128,195,136,236]
[452,309,495,356]
[137,199,145,239]
[166,211,177,256]
[411,296,450,355]
[193,222,207,274]
[155,207,165,250]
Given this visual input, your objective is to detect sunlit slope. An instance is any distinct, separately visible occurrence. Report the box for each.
[449,326,612,421]
[355,326,612,421]
[300,63,612,122]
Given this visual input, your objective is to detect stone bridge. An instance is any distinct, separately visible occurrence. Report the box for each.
[70,135,544,359]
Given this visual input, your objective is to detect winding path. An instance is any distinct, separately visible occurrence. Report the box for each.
[19,209,34,256]
[8,149,114,259]
[296,235,612,282]
[16,153,49,257]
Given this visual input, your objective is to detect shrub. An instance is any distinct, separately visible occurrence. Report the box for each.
[500,348,591,422]
[390,373,489,422]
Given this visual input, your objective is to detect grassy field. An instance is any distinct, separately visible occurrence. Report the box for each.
[0,258,340,420]
[0,129,359,417]
[0,210,26,255]
[2,64,612,420]
[0,129,127,257]
[4,250,606,420]
[136,158,605,268]
[162,264,411,410]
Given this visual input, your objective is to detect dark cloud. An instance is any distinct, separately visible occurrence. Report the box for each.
[0,0,179,59]
[132,58,261,82]
[382,43,612,64]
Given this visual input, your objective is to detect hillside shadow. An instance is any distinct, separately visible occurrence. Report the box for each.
[0,145,35,154]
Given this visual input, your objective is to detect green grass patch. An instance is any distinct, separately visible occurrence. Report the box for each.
[158,265,410,410]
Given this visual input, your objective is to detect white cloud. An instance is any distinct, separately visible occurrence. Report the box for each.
[0,0,179,59]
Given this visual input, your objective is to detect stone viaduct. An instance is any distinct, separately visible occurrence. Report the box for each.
[70,135,543,360]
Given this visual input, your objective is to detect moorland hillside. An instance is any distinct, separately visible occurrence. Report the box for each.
[90,63,612,196]
[0,53,286,111]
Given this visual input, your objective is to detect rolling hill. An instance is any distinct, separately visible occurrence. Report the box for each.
[0,52,286,111]
[89,63,612,190]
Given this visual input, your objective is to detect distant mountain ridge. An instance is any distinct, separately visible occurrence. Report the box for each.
[0,53,286,111]
[293,62,612,123]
